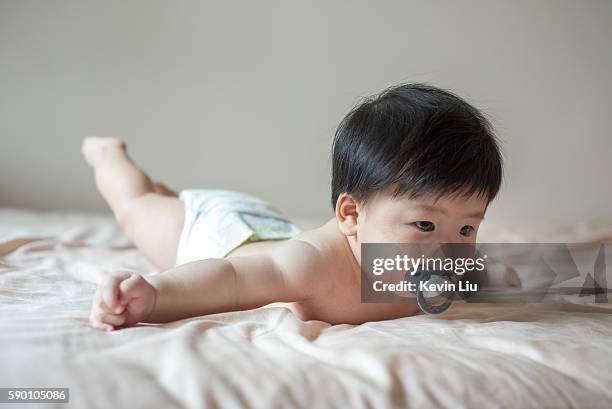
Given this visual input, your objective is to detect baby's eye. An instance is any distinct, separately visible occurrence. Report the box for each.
[414,221,435,232]
[459,225,475,237]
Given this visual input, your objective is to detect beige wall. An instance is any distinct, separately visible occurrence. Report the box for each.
[1,0,611,225]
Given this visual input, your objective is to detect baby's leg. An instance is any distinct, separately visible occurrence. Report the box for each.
[82,137,184,270]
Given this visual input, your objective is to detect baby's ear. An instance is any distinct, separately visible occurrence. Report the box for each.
[335,193,359,236]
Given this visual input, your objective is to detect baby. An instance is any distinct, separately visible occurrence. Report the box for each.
[84,83,502,331]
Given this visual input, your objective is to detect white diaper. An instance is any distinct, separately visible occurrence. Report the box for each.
[175,189,302,265]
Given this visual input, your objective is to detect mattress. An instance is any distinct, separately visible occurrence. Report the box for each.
[1,208,612,409]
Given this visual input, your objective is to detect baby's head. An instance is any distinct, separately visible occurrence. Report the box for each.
[331,83,502,246]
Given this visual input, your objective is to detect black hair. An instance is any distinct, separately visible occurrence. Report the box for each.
[331,83,503,209]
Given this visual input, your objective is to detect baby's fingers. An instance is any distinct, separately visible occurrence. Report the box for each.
[89,308,115,332]
[119,273,147,305]
[96,311,127,327]
[101,272,132,313]
[90,320,114,332]
[89,309,126,331]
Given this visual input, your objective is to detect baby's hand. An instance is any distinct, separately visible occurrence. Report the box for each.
[89,271,156,331]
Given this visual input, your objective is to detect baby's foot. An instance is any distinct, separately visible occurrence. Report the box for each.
[82,137,127,168]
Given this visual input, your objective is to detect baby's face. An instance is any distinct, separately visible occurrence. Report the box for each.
[356,191,488,245]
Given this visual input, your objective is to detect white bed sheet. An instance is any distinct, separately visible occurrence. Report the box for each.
[1,208,612,409]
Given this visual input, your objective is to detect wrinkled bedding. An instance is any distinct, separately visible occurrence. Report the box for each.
[1,208,612,409]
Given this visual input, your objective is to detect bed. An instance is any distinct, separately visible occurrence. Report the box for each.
[1,208,612,409]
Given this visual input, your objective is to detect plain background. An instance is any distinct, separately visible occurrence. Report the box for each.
[1,0,611,226]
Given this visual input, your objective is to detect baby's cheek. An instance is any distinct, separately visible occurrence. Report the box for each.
[360,218,417,243]
[357,218,387,242]
[384,226,421,243]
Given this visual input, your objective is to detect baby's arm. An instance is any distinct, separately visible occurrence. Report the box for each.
[89,240,323,330]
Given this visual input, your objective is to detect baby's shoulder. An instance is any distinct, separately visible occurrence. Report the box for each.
[285,224,343,261]
[253,220,346,278]
[269,238,326,272]
[266,223,340,277]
